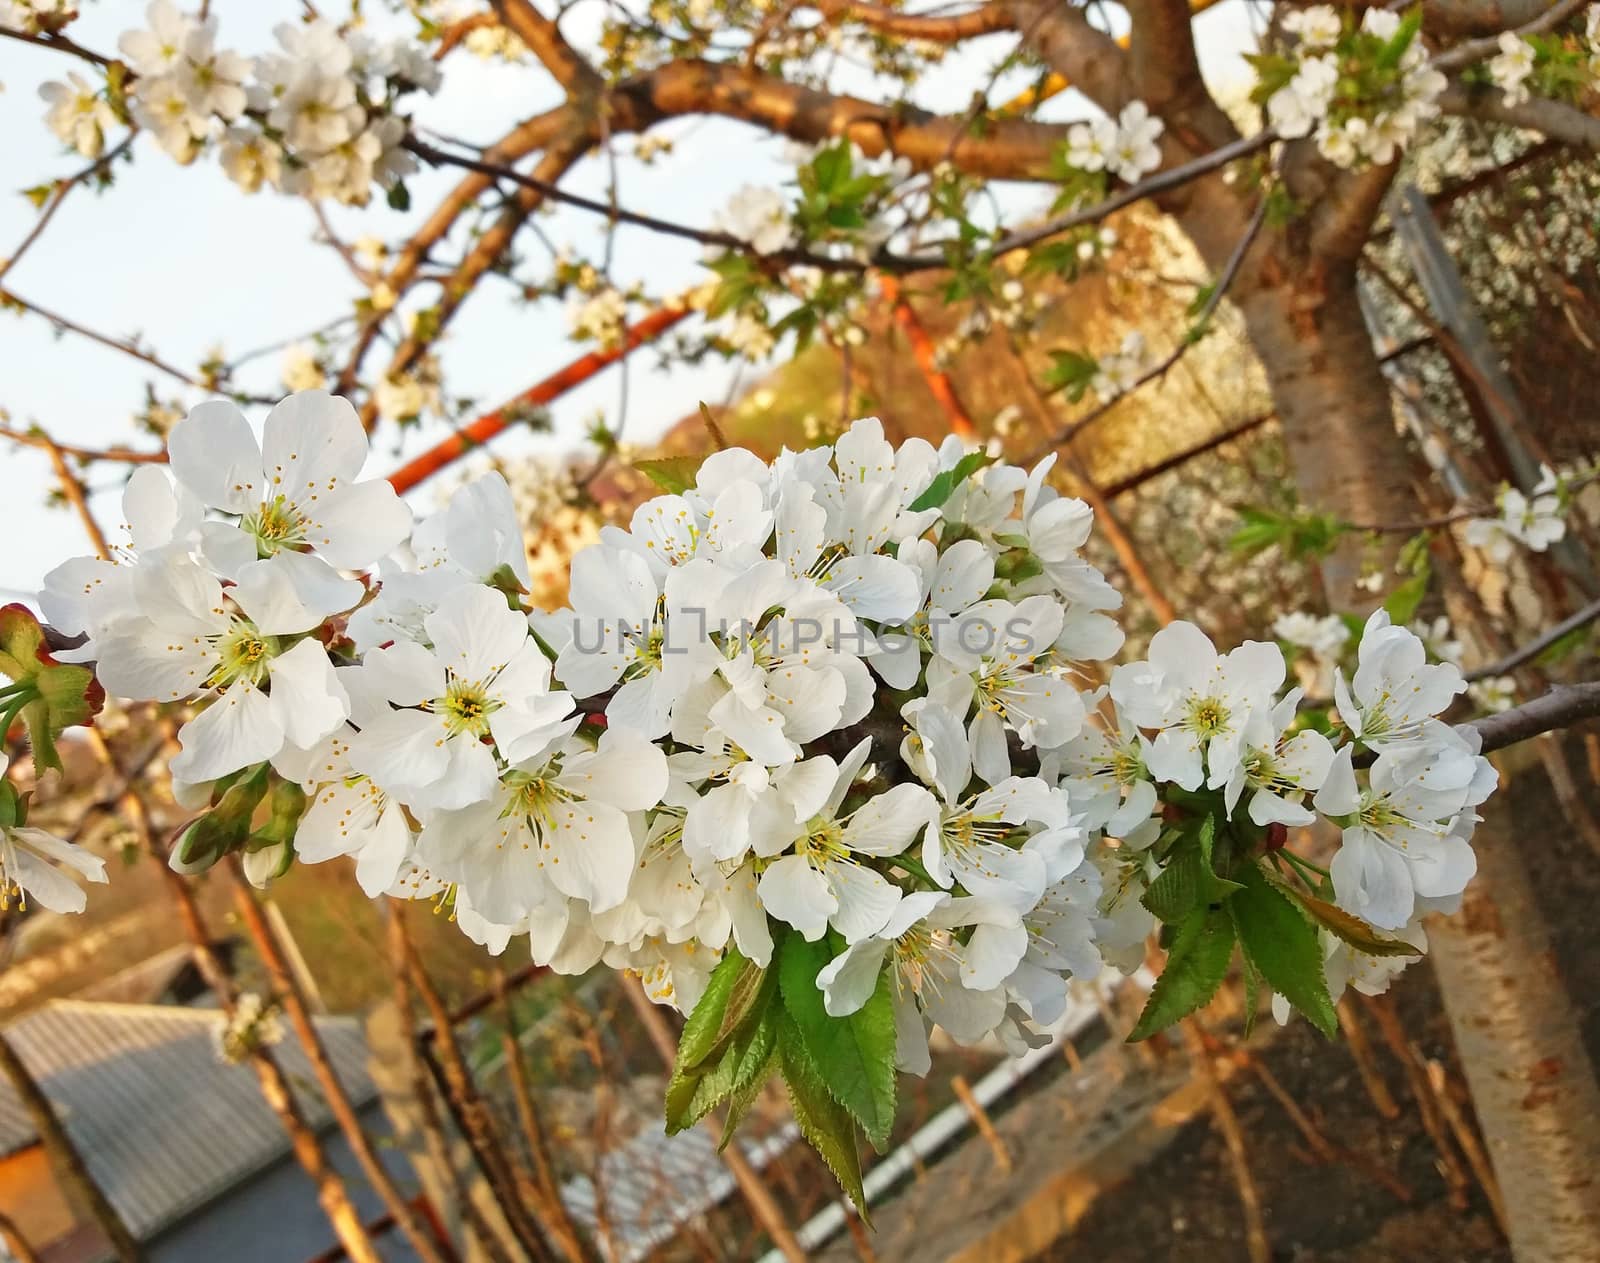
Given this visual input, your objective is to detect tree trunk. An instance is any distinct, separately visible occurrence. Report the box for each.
[1232,261,1416,601]
[1227,245,1600,1263]
[0,1033,144,1262]
[1428,814,1600,1261]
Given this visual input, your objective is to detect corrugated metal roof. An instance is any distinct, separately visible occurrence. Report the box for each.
[0,1000,377,1240]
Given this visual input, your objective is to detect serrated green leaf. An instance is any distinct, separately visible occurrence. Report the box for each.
[1240,952,1262,1040]
[1128,906,1236,1041]
[666,977,780,1135]
[1142,817,1239,924]
[778,1012,869,1223]
[777,935,897,1148]
[634,455,703,496]
[1230,861,1337,1037]
[907,451,991,514]
[1262,867,1423,958]
[675,948,753,1072]
[1142,847,1202,924]
[719,1041,779,1152]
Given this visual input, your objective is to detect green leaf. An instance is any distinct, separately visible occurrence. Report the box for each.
[1263,868,1423,959]
[386,181,411,212]
[1240,952,1262,1040]
[666,963,781,1135]
[633,455,703,496]
[907,451,991,514]
[1383,572,1429,627]
[1128,906,1236,1041]
[778,1012,869,1223]
[1141,817,1240,924]
[778,935,897,1149]
[675,948,751,1071]
[1230,861,1338,1037]
[719,1041,779,1151]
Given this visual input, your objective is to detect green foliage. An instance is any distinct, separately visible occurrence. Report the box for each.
[778,934,898,1149]
[1129,905,1237,1041]
[793,141,892,244]
[665,947,782,1135]
[1263,865,1422,959]
[1141,817,1241,925]
[778,1011,870,1221]
[634,455,704,495]
[1042,349,1099,402]
[907,451,992,515]
[666,930,898,1211]
[1229,506,1349,561]
[1229,861,1338,1037]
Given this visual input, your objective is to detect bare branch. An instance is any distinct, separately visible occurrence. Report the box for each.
[1431,0,1588,71]
[811,0,1015,40]
[1023,194,1269,461]
[1471,682,1600,752]
[1438,82,1600,151]
[0,135,135,288]
[0,424,167,466]
[1464,598,1600,682]
[489,0,600,93]
[1,286,272,401]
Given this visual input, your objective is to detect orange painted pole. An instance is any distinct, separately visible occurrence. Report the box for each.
[385,304,693,495]
[878,275,977,439]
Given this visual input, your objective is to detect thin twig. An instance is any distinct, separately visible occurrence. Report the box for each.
[1027,196,1268,460]
[0,136,135,287]
[1463,596,1600,682]
[1431,0,1589,71]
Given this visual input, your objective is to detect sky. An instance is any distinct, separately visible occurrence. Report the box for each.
[0,0,1263,597]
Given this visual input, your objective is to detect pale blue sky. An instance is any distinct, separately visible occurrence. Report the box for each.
[0,1,1261,596]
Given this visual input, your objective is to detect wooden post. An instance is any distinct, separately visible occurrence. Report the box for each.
[0,1033,144,1262]
[91,729,382,1263]
[229,867,452,1263]
[621,977,810,1263]
[493,971,593,1263]
[395,915,559,1263]
[949,1075,1012,1174]
[384,913,520,1263]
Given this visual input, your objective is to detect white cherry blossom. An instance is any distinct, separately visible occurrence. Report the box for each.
[167,390,412,573]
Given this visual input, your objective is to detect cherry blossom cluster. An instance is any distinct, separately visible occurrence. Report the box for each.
[29,2,439,205]
[31,390,1504,1076]
[1485,5,1600,108]
[1064,102,1166,184]
[1463,462,1579,564]
[1259,6,1447,169]
[212,990,286,1064]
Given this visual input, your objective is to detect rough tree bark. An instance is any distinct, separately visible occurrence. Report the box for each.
[1001,7,1600,1261]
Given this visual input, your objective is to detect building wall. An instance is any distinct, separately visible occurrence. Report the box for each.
[147,1103,423,1263]
[0,1143,80,1253]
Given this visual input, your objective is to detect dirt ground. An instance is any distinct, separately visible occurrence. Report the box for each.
[1038,735,1600,1263]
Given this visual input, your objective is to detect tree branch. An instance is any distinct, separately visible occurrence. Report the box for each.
[1023,194,1268,461]
[1438,82,1600,152]
[1431,0,1589,71]
[1471,682,1600,752]
[1464,598,1600,682]
[489,0,600,93]
[811,0,1015,40]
